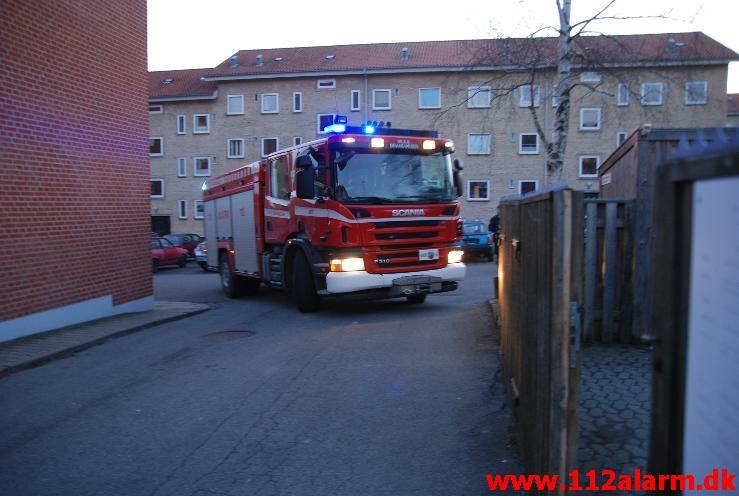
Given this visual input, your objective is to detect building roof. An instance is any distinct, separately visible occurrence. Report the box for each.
[149,68,217,101]
[729,94,739,115]
[149,32,738,100]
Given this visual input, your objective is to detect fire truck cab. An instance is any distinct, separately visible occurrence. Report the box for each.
[202,118,466,312]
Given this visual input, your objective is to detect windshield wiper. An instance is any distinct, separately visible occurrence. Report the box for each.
[395,195,453,203]
[343,196,396,204]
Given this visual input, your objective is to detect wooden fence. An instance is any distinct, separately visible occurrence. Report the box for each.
[583,199,635,343]
[497,188,583,480]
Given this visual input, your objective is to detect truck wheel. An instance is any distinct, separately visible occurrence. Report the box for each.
[406,294,426,304]
[220,252,241,298]
[292,252,319,313]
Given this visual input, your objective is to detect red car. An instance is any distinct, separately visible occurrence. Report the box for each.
[151,237,189,272]
[163,233,202,258]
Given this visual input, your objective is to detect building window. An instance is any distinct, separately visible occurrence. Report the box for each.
[467,133,491,155]
[418,87,441,109]
[579,108,601,131]
[151,179,164,198]
[177,157,187,177]
[617,131,628,146]
[288,92,301,113]
[467,86,491,108]
[641,83,663,106]
[261,93,279,113]
[227,139,245,158]
[519,133,539,154]
[149,104,163,114]
[317,113,337,134]
[176,115,186,134]
[351,90,361,111]
[149,137,163,156]
[685,81,708,105]
[193,114,210,134]
[317,79,336,89]
[193,157,212,177]
[293,137,303,146]
[579,156,600,178]
[178,200,188,219]
[580,72,601,83]
[226,95,244,115]
[261,137,278,157]
[519,180,538,195]
[466,180,490,201]
[194,200,204,219]
[617,83,629,106]
[372,89,392,110]
[519,84,541,107]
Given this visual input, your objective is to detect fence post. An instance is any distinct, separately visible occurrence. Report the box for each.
[602,202,618,342]
[583,201,598,341]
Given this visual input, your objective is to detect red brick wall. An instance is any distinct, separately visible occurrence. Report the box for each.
[0,0,151,321]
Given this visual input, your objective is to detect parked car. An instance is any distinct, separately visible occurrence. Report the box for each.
[194,241,210,271]
[151,237,189,272]
[163,233,202,258]
[460,219,493,261]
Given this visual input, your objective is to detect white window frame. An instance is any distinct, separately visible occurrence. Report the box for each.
[467,133,491,155]
[372,89,392,110]
[316,113,337,134]
[351,90,361,111]
[261,93,279,114]
[178,200,188,219]
[194,200,204,220]
[193,156,212,177]
[466,180,490,202]
[519,84,541,107]
[518,180,539,195]
[418,87,441,109]
[580,72,601,83]
[149,137,164,157]
[617,83,629,106]
[226,94,244,115]
[685,81,708,105]
[227,138,245,159]
[176,115,186,134]
[579,108,601,131]
[150,179,164,198]
[292,92,302,113]
[177,157,187,177]
[467,86,491,108]
[578,155,600,179]
[149,104,163,114]
[640,83,663,106]
[261,137,279,157]
[192,114,210,134]
[316,79,336,89]
[519,133,539,154]
[616,131,628,147]
[293,137,303,146]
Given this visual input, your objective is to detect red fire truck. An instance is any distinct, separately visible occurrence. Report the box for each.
[202,117,466,312]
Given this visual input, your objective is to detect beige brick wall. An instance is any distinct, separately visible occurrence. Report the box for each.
[150,64,729,233]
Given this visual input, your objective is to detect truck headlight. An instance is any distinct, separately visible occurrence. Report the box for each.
[330,257,365,272]
[448,250,464,264]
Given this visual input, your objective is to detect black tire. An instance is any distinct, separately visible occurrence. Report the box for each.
[406,294,427,304]
[198,262,209,272]
[220,252,241,298]
[292,252,320,313]
[152,259,159,273]
[178,255,188,268]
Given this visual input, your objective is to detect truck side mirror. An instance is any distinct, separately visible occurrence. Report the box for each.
[296,169,315,199]
[453,159,464,198]
[295,155,312,170]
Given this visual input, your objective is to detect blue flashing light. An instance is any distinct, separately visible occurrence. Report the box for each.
[363,125,376,134]
[323,123,346,133]
[334,114,348,125]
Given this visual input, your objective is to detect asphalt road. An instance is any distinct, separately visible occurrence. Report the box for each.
[0,261,518,496]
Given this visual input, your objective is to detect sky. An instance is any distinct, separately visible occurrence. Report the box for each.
[148,0,739,92]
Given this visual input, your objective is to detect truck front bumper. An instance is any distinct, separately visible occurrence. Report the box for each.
[322,262,465,296]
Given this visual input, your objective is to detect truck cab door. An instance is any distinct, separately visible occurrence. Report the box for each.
[264,154,290,244]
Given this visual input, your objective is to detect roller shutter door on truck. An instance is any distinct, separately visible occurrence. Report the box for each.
[204,200,218,268]
[230,190,258,274]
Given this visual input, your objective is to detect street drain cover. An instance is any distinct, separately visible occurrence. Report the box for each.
[202,330,255,342]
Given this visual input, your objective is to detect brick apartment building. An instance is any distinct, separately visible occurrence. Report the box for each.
[729,94,739,126]
[149,32,737,235]
[0,0,151,340]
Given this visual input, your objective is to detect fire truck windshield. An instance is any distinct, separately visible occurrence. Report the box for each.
[332,150,456,204]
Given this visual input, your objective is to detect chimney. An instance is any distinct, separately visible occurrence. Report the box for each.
[228,55,238,68]
[256,54,264,67]
[401,47,409,61]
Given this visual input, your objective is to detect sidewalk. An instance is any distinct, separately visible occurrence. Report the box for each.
[0,301,209,378]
